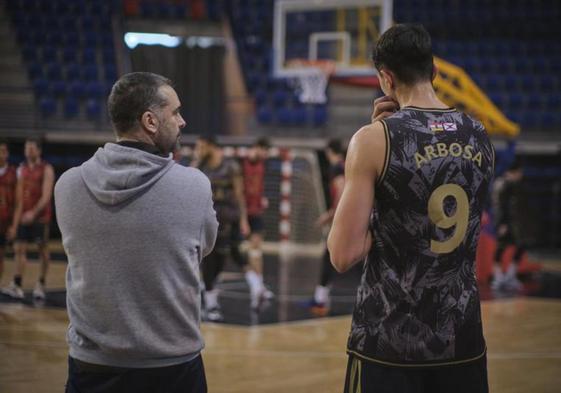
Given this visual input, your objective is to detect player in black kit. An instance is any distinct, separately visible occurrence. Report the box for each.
[328,24,494,393]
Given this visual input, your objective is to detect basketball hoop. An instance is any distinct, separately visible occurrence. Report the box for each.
[286,59,336,104]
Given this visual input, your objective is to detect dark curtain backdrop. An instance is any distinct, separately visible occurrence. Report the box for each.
[130,43,225,135]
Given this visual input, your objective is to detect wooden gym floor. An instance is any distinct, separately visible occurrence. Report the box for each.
[1,246,561,393]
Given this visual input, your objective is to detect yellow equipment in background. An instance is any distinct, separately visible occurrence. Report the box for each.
[434,57,520,137]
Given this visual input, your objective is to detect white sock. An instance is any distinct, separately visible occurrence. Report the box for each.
[245,270,263,294]
[493,265,503,279]
[205,289,219,309]
[506,263,518,278]
[314,285,330,304]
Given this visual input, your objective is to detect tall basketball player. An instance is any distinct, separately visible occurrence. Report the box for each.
[328,24,494,393]
[0,141,17,284]
[1,138,54,300]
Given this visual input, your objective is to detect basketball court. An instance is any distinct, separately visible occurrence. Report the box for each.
[1,0,561,392]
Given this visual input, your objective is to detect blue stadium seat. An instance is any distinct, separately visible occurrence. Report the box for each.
[39,96,57,117]
[82,48,96,64]
[68,80,86,98]
[84,31,98,47]
[272,89,289,106]
[65,63,81,81]
[312,105,328,126]
[64,96,80,118]
[45,63,62,80]
[84,65,99,81]
[51,80,66,97]
[86,99,101,119]
[254,89,268,107]
[292,107,307,125]
[41,46,57,63]
[27,62,42,79]
[62,47,78,63]
[22,44,37,61]
[33,78,49,97]
[86,81,104,99]
[104,64,117,82]
[256,106,273,124]
[277,107,293,125]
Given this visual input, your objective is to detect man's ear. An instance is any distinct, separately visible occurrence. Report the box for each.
[140,111,159,135]
[380,69,394,90]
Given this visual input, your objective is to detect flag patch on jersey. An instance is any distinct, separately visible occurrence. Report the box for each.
[429,121,457,132]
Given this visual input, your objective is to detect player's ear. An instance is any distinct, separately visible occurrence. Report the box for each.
[380,69,394,90]
[140,110,159,135]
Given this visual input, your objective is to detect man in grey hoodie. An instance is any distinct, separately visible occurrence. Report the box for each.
[55,72,218,393]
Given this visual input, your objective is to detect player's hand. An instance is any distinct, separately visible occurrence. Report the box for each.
[371,96,399,123]
[261,197,269,210]
[315,212,330,228]
[240,218,250,237]
[21,210,35,225]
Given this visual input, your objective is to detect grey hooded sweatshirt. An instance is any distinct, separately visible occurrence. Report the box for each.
[55,143,218,368]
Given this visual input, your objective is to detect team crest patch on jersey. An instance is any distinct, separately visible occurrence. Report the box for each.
[429,121,457,132]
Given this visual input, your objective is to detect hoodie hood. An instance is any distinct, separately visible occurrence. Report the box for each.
[81,143,175,205]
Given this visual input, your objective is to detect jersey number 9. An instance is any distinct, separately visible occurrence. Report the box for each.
[428,184,469,254]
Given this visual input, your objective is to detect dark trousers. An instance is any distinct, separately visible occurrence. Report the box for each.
[344,353,488,393]
[65,355,207,393]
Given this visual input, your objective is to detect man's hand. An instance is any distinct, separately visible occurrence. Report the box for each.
[21,210,35,225]
[371,96,399,123]
[261,197,269,210]
[497,224,508,237]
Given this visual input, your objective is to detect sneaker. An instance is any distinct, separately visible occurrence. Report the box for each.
[504,275,523,291]
[491,273,506,291]
[1,282,24,299]
[250,287,275,310]
[33,283,46,300]
[205,306,224,322]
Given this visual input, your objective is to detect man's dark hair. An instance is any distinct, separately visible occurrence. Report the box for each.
[372,23,433,85]
[107,72,172,135]
[198,135,219,147]
[25,136,43,150]
[0,139,8,148]
[327,139,344,156]
[254,137,270,149]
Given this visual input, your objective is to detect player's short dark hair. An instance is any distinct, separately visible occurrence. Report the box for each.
[372,23,433,85]
[327,139,344,156]
[108,72,172,135]
[199,135,219,147]
[25,136,43,150]
[254,137,270,149]
[0,139,8,147]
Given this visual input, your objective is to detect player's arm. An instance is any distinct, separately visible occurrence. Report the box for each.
[233,166,250,237]
[24,164,54,223]
[328,123,387,273]
[7,173,24,239]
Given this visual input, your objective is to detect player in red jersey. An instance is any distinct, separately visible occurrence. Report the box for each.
[0,141,17,284]
[1,138,54,300]
[242,137,274,309]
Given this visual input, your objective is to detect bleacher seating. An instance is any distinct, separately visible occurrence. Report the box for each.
[5,0,119,120]
[394,0,561,131]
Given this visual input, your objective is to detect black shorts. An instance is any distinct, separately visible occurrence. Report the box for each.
[16,223,50,244]
[344,353,488,393]
[66,355,207,393]
[248,215,264,233]
[0,232,6,247]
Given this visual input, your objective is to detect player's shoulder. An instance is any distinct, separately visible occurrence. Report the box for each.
[55,166,81,191]
[351,122,387,150]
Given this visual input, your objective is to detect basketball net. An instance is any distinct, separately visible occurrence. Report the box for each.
[287,59,336,104]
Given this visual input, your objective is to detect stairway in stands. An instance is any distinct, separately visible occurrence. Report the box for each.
[0,4,36,134]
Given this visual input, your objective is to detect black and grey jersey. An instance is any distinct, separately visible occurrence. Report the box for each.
[347,106,495,367]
